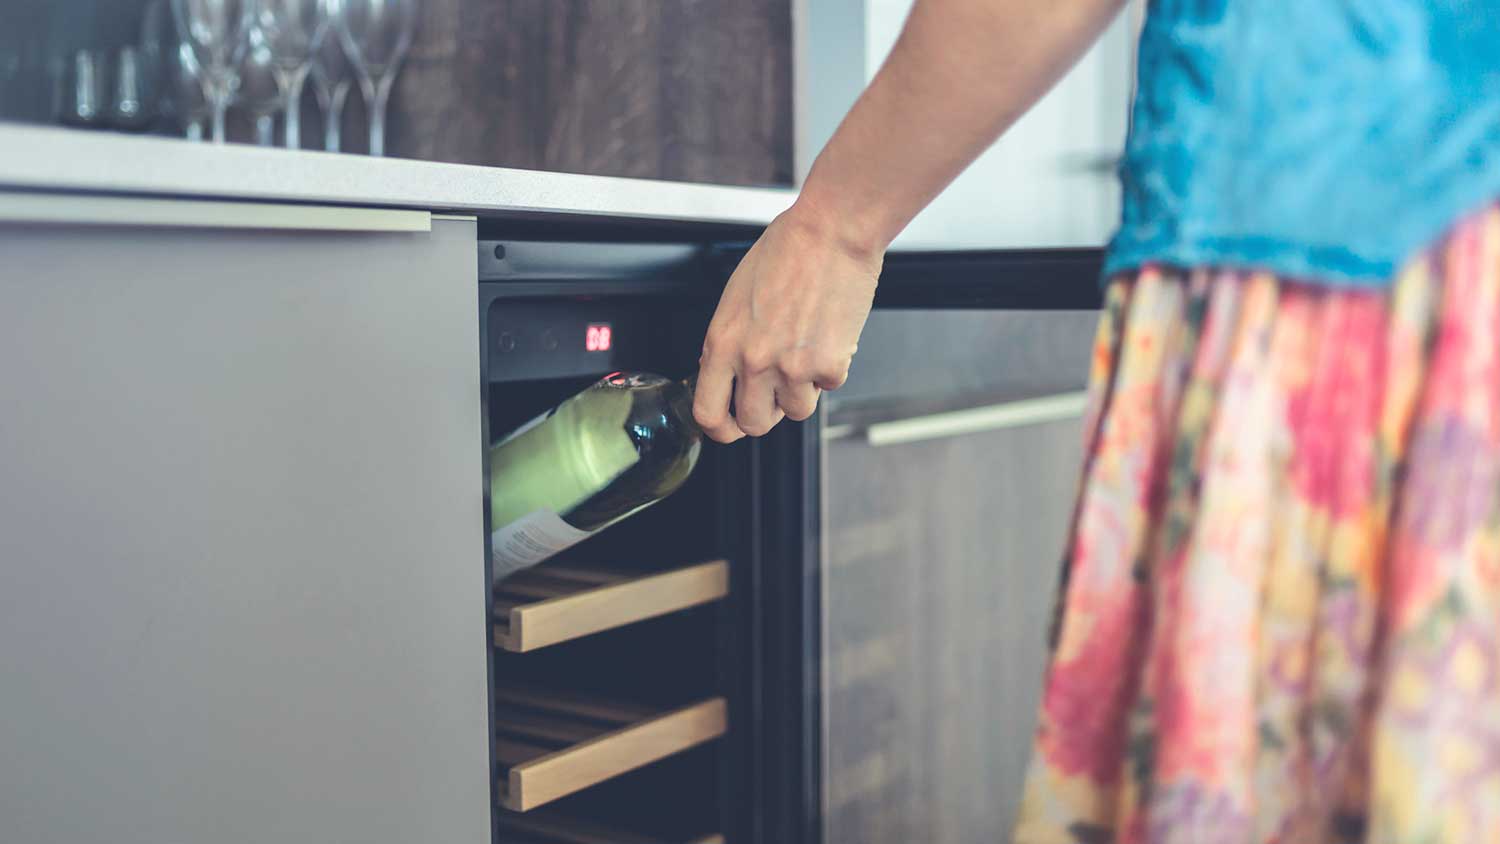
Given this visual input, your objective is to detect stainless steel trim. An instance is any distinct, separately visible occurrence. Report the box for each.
[856,391,1089,446]
[0,192,432,232]
[821,423,857,442]
[478,240,701,281]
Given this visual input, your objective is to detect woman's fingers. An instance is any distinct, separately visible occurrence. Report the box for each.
[732,366,784,437]
[693,355,746,444]
[776,381,821,422]
[812,348,853,392]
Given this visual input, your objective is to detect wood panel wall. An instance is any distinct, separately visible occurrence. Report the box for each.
[384,0,795,187]
[2,1,792,185]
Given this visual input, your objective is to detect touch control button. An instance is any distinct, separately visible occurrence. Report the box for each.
[540,330,558,351]
[497,332,516,352]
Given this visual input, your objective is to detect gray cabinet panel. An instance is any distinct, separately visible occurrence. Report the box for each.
[822,309,1096,843]
[823,419,1083,843]
[834,310,1097,409]
[0,218,489,844]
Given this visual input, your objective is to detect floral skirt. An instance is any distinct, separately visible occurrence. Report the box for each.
[1015,205,1500,844]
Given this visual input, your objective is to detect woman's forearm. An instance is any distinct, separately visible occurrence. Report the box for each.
[691,0,1127,443]
[795,0,1127,255]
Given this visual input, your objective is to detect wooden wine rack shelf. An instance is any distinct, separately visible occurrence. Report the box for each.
[494,686,728,812]
[494,560,730,652]
[495,810,724,844]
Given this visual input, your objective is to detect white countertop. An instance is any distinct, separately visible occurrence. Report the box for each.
[0,123,795,227]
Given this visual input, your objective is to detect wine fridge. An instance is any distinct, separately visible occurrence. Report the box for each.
[476,236,1101,844]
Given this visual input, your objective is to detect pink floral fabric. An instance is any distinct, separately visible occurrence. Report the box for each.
[1015,204,1500,843]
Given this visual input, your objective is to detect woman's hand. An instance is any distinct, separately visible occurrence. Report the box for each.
[690,0,1125,443]
[693,203,882,443]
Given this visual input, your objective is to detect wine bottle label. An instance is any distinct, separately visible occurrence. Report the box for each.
[491,509,593,580]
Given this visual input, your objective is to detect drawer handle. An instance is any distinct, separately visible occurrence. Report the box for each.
[494,560,730,653]
[855,391,1089,447]
[498,697,728,812]
[0,191,431,232]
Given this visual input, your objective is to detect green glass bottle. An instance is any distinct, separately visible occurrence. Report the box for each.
[488,372,702,581]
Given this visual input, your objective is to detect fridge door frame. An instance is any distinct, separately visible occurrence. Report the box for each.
[479,259,793,844]
[477,236,1105,844]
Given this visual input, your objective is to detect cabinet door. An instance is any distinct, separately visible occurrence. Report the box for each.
[0,200,490,844]
[816,250,1104,844]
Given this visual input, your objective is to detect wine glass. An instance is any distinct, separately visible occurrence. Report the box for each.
[1,0,63,124]
[169,41,212,140]
[309,0,352,152]
[238,24,281,146]
[0,3,24,120]
[252,0,328,149]
[59,49,107,129]
[140,0,177,132]
[171,0,253,143]
[109,46,153,131]
[330,0,415,157]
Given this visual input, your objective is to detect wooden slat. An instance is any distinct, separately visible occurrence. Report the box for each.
[497,579,576,601]
[496,569,626,616]
[494,812,668,844]
[495,560,730,652]
[530,565,632,587]
[494,687,658,727]
[503,572,613,596]
[496,737,555,768]
[497,566,630,603]
[494,707,609,746]
[501,697,728,812]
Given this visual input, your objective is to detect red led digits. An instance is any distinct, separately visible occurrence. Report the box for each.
[586,323,612,352]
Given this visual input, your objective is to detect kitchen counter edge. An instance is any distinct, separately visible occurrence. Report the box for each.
[0,124,796,228]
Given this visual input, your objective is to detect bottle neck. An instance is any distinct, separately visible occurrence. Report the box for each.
[674,374,700,430]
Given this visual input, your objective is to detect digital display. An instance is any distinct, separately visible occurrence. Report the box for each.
[586,323,613,352]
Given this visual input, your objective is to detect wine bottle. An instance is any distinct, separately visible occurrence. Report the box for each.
[488,372,702,581]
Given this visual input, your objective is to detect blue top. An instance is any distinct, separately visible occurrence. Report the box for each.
[1105,0,1500,286]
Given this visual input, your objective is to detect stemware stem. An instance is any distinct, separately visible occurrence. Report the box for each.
[368,72,395,157]
[279,65,311,148]
[210,90,230,142]
[254,113,275,146]
[323,82,349,151]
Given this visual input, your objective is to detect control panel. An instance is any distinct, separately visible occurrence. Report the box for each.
[483,299,656,383]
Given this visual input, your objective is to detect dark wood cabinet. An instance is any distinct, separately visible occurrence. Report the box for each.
[1,0,795,187]
[387,0,794,186]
